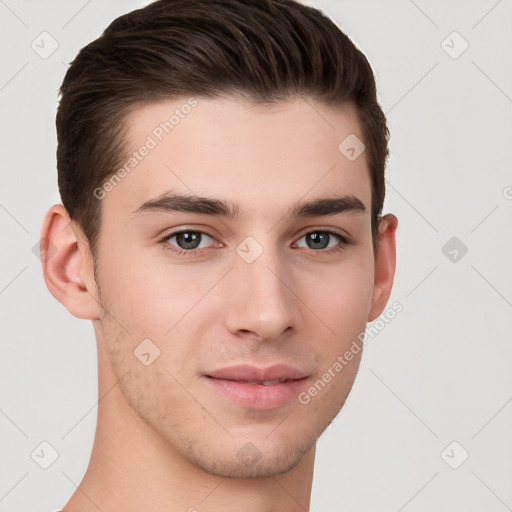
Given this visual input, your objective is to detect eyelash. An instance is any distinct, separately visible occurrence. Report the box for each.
[159,229,351,257]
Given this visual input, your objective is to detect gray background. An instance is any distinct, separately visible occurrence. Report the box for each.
[1,0,511,511]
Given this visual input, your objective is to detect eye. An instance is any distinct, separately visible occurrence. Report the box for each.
[159,228,350,257]
[295,230,348,252]
[161,230,217,254]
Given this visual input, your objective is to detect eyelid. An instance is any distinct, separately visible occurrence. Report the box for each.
[295,226,350,242]
[160,228,220,250]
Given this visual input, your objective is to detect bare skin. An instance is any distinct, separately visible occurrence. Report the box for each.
[41,96,397,512]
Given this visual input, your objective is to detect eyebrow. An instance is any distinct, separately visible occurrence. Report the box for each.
[132,191,366,220]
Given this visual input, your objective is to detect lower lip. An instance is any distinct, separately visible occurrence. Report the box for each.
[204,376,309,410]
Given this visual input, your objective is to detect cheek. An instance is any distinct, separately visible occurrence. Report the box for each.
[101,252,227,343]
[297,256,373,388]
[305,256,374,330]
[99,235,374,343]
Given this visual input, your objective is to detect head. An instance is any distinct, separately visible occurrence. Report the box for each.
[42,0,397,479]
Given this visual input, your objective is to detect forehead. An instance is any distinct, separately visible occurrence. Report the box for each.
[106,96,371,220]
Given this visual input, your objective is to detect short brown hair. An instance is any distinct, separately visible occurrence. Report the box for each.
[56,0,389,254]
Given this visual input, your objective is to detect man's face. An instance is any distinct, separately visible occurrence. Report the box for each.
[93,96,376,478]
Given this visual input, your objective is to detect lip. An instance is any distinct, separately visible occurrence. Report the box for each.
[203,364,310,410]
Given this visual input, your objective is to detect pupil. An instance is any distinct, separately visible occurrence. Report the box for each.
[177,232,200,249]
[307,232,329,249]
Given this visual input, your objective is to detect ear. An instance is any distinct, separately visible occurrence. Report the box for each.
[367,213,398,322]
[39,204,101,320]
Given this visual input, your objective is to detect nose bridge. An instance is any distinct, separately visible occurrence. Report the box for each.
[225,235,296,339]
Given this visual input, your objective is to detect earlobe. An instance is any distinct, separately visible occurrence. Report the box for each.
[367,213,398,322]
[39,204,101,320]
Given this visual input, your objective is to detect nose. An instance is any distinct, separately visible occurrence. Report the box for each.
[223,241,296,342]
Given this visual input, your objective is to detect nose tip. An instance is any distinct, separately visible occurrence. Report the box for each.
[223,257,296,342]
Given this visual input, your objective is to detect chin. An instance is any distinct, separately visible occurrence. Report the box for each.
[187,437,316,479]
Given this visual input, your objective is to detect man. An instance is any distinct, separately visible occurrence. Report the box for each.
[40,0,397,510]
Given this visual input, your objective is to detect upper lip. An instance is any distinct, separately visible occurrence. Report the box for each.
[205,364,309,383]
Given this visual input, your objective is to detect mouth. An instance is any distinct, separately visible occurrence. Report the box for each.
[203,364,310,410]
[232,379,295,386]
